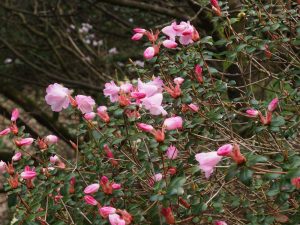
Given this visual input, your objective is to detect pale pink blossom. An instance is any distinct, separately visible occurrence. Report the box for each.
[162,40,178,49]
[137,123,154,132]
[84,195,98,206]
[173,77,184,85]
[103,81,120,103]
[131,33,143,41]
[15,138,34,147]
[84,183,100,194]
[109,214,126,225]
[144,46,155,59]
[84,112,96,120]
[45,83,70,112]
[97,106,110,123]
[215,221,228,225]
[0,128,10,136]
[11,108,19,122]
[163,116,183,130]
[166,145,178,159]
[195,151,222,178]
[149,173,163,186]
[99,206,117,218]
[268,97,279,112]
[137,79,161,97]
[12,152,22,161]
[246,109,259,117]
[112,183,121,190]
[142,93,167,116]
[188,103,199,112]
[120,83,133,93]
[50,155,59,164]
[45,135,58,145]
[20,166,36,180]
[0,161,6,173]
[217,144,233,156]
[75,95,95,114]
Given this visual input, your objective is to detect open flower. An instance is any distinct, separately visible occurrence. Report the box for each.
[109,213,126,225]
[104,81,120,103]
[137,123,154,132]
[75,95,95,114]
[99,206,117,218]
[166,145,178,159]
[45,135,58,145]
[195,151,222,178]
[45,83,70,112]
[21,166,37,180]
[163,116,183,130]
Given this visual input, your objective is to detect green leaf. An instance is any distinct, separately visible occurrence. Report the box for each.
[238,168,253,185]
[246,154,268,167]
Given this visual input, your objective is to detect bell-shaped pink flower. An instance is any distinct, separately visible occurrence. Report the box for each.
[163,116,183,130]
[144,46,155,59]
[84,112,96,121]
[188,103,199,112]
[45,135,58,145]
[195,151,222,178]
[11,108,19,122]
[15,138,34,147]
[84,195,98,206]
[217,144,233,156]
[45,83,70,112]
[12,152,22,161]
[137,123,154,132]
[0,128,11,136]
[21,166,37,180]
[162,40,178,49]
[173,77,184,85]
[246,109,259,117]
[75,95,95,114]
[109,214,126,225]
[103,81,120,103]
[166,145,178,159]
[131,33,143,41]
[120,83,133,93]
[84,183,100,194]
[0,161,7,173]
[268,97,279,112]
[142,93,167,116]
[99,206,117,218]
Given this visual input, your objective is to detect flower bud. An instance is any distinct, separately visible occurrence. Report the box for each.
[84,183,100,194]
[84,195,98,206]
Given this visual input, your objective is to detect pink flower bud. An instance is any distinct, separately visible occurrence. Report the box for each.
[131,33,143,41]
[166,145,178,159]
[144,46,155,59]
[45,135,58,145]
[84,195,98,206]
[84,183,100,194]
[0,161,7,173]
[15,138,34,147]
[268,97,279,112]
[50,155,59,164]
[97,106,110,123]
[162,40,178,49]
[163,116,183,130]
[195,64,203,84]
[99,206,117,218]
[112,183,121,190]
[137,123,154,132]
[246,109,259,117]
[0,128,11,136]
[12,152,22,161]
[133,28,146,33]
[21,166,37,180]
[100,176,109,184]
[215,221,228,225]
[11,108,19,122]
[217,144,233,156]
[173,77,184,85]
[188,103,199,112]
[84,112,96,121]
[131,92,146,99]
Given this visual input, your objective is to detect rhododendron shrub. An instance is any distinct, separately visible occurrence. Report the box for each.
[1,2,300,224]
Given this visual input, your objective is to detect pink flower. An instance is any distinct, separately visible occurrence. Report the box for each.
[173,77,184,85]
[109,214,126,225]
[133,28,146,33]
[45,135,58,145]
[217,144,233,156]
[84,195,98,206]
[166,145,178,159]
[45,83,70,112]
[291,177,300,189]
[211,0,219,8]
[195,151,222,178]
[20,166,37,180]
[11,108,19,122]
[112,183,121,190]
[142,93,167,116]
[15,138,34,147]
[84,112,96,120]
[131,33,143,41]
[163,116,183,130]
[162,40,178,49]
[215,221,227,225]
[138,78,161,97]
[0,161,6,173]
[99,206,116,218]
[268,97,279,112]
[75,95,95,114]
[131,92,146,99]
[137,123,154,132]
[103,81,120,103]
[97,106,110,123]
[12,152,22,161]
[195,64,203,84]
[50,155,59,164]
[0,128,11,136]
[120,83,133,93]
[246,109,259,117]
[188,103,199,112]
[144,46,155,59]
[84,183,100,194]
[152,173,163,184]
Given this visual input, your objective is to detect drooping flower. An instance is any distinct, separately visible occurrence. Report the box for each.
[109,213,126,225]
[20,166,37,180]
[163,116,183,130]
[195,151,222,178]
[84,183,100,194]
[166,145,178,159]
[11,108,19,122]
[137,123,154,132]
[45,135,58,145]
[45,83,70,112]
[0,128,11,136]
[268,97,279,112]
[75,95,95,114]
[99,206,117,218]
[141,93,167,116]
[162,40,178,49]
[84,195,98,206]
[15,138,34,147]
[103,81,120,103]
[97,106,110,123]
[12,152,22,161]
[246,109,259,117]
[217,144,233,156]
